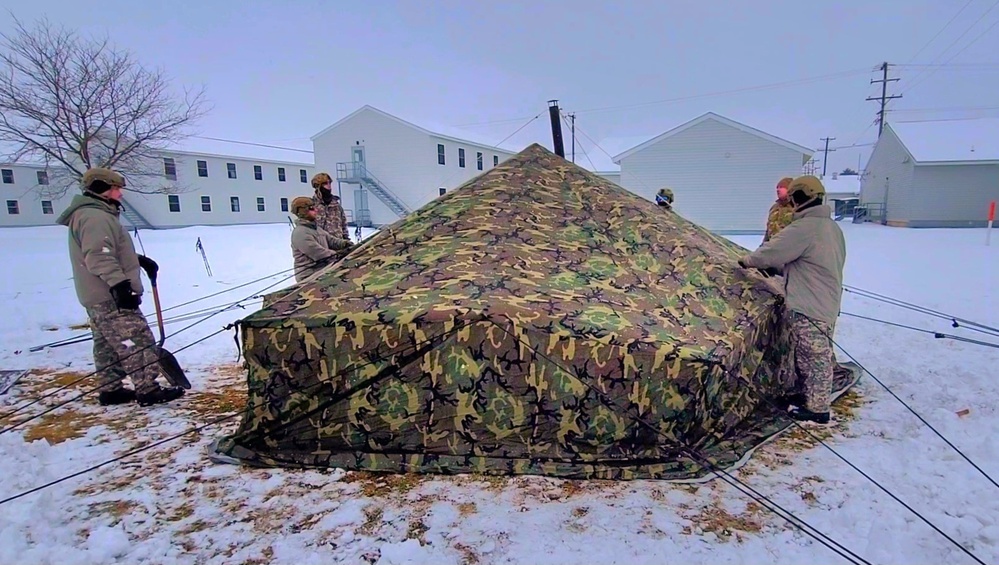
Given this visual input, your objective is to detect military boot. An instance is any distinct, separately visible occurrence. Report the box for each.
[136,386,186,407]
[788,406,832,426]
[98,387,136,406]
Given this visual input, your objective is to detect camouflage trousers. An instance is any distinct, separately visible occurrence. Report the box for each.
[86,300,161,395]
[790,311,836,413]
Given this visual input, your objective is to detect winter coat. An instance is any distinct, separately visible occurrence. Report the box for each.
[764,199,795,242]
[291,219,351,283]
[312,192,349,240]
[741,204,846,325]
[56,193,144,308]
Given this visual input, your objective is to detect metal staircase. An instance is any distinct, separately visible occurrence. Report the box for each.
[336,162,411,218]
[117,195,154,229]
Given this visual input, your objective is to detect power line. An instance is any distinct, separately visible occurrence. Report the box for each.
[904,0,977,64]
[571,68,872,115]
[190,136,313,154]
[902,0,999,94]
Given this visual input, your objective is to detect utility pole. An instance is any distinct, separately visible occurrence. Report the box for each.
[819,137,836,177]
[569,113,576,163]
[866,62,902,137]
[547,100,565,158]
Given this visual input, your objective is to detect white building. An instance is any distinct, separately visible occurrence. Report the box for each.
[603,112,814,234]
[1,143,315,229]
[860,120,999,227]
[311,105,518,227]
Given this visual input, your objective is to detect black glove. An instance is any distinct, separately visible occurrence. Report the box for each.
[110,280,141,310]
[138,255,159,281]
[737,258,749,269]
[761,266,782,277]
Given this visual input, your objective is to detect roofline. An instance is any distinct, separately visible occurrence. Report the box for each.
[612,112,815,163]
[311,104,518,153]
[159,148,314,167]
[915,159,999,166]
[886,122,999,166]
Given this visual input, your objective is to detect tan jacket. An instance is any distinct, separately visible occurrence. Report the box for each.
[291,219,350,283]
[56,193,144,308]
[742,204,846,325]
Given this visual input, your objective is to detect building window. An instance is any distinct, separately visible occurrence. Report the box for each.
[437,144,445,165]
[493,155,499,167]
[253,165,262,181]
[256,197,265,212]
[197,160,208,177]
[280,197,289,212]
[168,195,181,213]
[201,196,211,212]
[458,148,465,168]
[477,152,483,170]
[278,167,286,182]
[439,187,446,196]
[1,169,12,184]
[6,200,18,214]
[41,200,53,214]
[300,169,308,183]
[230,196,240,212]
[227,163,237,179]
[163,157,177,180]
[36,171,49,185]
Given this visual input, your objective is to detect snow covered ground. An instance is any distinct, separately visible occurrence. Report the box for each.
[0,220,997,564]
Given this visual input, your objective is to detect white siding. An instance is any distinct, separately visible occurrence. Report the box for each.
[859,126,915,224]
[618,118,806,233]
[312,107,515,227]
[123,153,313,228]
[0,164,74,227]
[909,164,999,227]
[596,171,621,186]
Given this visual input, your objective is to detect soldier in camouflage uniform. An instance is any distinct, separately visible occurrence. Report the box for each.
[290,196,352,283]
[740,175,846,425]
[655,187,674,210]
[56,168,186,407]
[311,172,349,240]
[763,177,795,242]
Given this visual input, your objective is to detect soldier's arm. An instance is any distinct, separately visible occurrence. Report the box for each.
[77,213,129,288]
[326,233,351,251]
[297,231,336,263]
[742,219,811,269]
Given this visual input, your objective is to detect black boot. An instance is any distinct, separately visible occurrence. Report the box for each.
[136,386,186,407]
[773,393,806,411]
[788,406,832,426]
[98,387,136,406]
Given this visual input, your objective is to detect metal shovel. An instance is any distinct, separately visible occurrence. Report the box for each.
[150,273,191,389]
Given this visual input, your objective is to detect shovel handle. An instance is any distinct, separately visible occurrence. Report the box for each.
[151,279,166,346]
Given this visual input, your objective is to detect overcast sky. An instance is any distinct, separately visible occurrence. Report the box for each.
[3,0,998,174]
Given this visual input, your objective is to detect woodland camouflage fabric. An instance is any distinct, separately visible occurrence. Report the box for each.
[215,144,857,480]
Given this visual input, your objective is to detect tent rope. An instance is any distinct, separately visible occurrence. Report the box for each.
[28,266,296,352]
[844,285,999,339]
[814,319,999,495]
[484,318,872,565]
[1,266,302,426]
[840,311,999,349]
[0,320,475,506]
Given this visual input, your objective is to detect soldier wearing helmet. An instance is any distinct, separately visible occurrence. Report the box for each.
[655,187,674,210]
[311,172,349,241]
[55,167,185,407]
[738,175,846,425]
[290,196,353,283]
[764,177,795,242]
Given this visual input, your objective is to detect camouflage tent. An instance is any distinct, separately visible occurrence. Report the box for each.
[212,144,857,480]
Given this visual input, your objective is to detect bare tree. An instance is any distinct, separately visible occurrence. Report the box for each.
[0,16,210,197]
